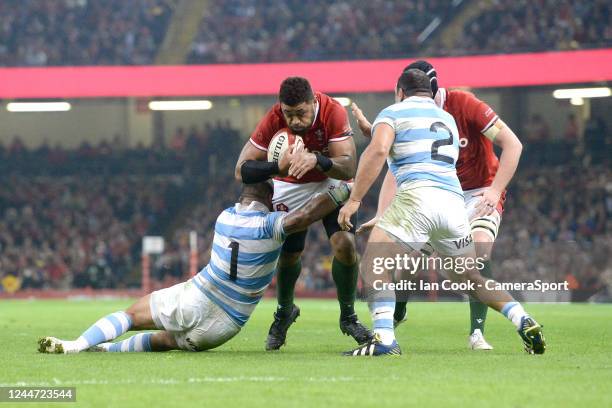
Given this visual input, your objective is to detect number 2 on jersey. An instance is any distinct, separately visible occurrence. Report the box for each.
[430,122,455,164]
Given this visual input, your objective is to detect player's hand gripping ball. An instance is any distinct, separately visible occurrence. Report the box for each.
[268,128,304,175]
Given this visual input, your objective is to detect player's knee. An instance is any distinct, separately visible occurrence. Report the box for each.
[472,230,494,258]
[330,232,357,264]
[279,251,302,267]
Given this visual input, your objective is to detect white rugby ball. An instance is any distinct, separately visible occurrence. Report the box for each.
[267,129,304,163]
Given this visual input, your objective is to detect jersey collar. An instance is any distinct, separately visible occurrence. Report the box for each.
[235,201,270,213]
[404,95,436,104]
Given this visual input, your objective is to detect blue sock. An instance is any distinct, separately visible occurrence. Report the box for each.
[74,311,132,351]
[105,333,153,352]
[370,301,396,345]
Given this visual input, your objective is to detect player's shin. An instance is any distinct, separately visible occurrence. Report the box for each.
[71,311,133,352]
[276,258,302,316]
[331,257,358,318]
[469,259,492,334]
[100,333,154,352]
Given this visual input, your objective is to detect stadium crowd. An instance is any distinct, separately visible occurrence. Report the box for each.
[0,0,173,66]
[1,0,610,66]
[187,0,612,63]
[445,0,612,56]
[1,121,609,301]
[0,175,188,292]
[188,0,450,63]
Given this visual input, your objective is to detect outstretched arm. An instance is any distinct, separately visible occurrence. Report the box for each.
[351,103,373,138]
[473,120,522,217]
[282,183,350,235]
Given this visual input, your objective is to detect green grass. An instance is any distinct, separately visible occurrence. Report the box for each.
[1,300,611,408]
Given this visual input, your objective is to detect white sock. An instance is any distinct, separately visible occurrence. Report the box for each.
[370,301,396,345]
[501,302,529,329]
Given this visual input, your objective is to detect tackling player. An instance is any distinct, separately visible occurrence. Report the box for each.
[38,155,354,354]
[338,69,544,356]
[352,60,523,350]
[235,77,372,350]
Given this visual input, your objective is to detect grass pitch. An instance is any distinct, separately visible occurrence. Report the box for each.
[1,299,611,407]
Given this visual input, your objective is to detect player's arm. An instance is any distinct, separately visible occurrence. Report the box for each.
[338,123,395,230]
[474,119,523,217]
[351,102,373,138]
[235,141,278,183]
[281,183,351,235]
[288,138,356,180]
[235,110,288,184]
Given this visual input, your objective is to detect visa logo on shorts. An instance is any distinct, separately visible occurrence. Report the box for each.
[453,234,473,249]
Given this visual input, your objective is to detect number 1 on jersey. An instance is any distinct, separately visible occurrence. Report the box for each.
[228,241,239,281]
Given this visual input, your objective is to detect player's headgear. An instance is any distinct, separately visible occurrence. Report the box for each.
[404,60,438,97]
[279,77,315,106]
[397,69,432,97]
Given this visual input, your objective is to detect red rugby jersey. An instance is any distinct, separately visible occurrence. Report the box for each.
[249,92,353,184]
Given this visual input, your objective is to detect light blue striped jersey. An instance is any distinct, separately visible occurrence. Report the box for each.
[372,96,463,197]
[193,201,287,327]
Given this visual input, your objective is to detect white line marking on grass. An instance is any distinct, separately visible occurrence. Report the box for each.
[1,375,401,387]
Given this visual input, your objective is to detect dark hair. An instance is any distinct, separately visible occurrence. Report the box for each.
[239,181,273,202]
[279,77,314,106]
[397,69,432,98]
[404,60,438,97]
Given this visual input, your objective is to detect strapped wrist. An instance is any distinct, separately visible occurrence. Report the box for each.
[314,152,333,172]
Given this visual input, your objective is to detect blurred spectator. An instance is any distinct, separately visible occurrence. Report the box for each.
[445,0,612,56]
[0,0,173,66]
[188,0,449,63]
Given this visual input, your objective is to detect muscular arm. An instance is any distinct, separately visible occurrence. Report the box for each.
[288,138,356,180]
[489,120,523,193]
[235,141,279,183]
[282,183,350,235]
[324,138,357,180]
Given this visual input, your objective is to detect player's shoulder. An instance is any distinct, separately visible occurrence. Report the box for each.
[318,91,344,116]
[446,88,481,106]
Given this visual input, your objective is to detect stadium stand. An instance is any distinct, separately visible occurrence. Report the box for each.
[446,0,612,56]
[0,117,610,299]
[0,0,174,66]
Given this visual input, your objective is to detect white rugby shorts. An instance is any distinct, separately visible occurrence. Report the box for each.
[150,280,240,351]
[378,185,474,256]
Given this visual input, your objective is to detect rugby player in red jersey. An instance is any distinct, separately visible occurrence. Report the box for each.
[352,60,523,350]
[235,77,373,350]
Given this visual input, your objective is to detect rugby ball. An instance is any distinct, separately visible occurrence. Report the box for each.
[267,129,304,163]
